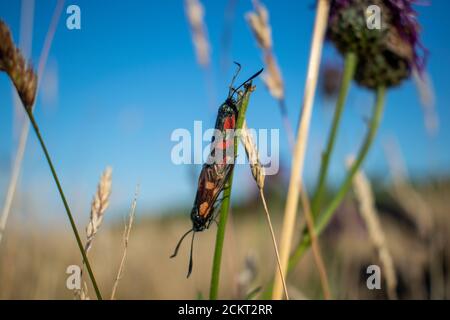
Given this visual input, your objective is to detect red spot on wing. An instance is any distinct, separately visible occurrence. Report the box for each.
[215,115,236,151]
[223,115,235,130]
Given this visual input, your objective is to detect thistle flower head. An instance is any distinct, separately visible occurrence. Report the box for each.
[327,0,427,88]
[0,20,37,110]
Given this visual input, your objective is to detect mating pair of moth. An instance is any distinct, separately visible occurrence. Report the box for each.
[171,63,263,277]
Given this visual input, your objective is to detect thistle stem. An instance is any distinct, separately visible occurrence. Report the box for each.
[289,85,386,270]
[209,85,253,300]
[26,110,103,300]
[311,52,357,217]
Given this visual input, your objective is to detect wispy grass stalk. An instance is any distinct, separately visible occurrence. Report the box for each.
[240,122,289,299]
[111,186,138,300]
[209,84,254,300]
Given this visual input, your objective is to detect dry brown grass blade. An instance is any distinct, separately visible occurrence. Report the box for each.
[348,158,398,300]
[240,122,289,299]
[111,187,138,300]
[272,0,330,300]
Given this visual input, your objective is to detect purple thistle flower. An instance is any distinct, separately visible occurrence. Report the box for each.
[384,0,428,71]
[327,0,428,88]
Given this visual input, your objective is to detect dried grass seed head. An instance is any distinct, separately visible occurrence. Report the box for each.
[0,20,37,110]
[246,1,284,100]
[241,122,265,189]
[246,0,272,50]
[185,0,210,67]
[86,167,112,249]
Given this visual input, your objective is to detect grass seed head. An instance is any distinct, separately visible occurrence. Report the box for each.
[85,166,112,252]
[0,20,37,110]
[246,0,272,50]
[246,1,284,100]
[185,0,210,67]
[241,122,265,189]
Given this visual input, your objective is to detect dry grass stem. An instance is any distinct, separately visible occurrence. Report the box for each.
[272,0,330,300]
[348,158,398,300]
[299,189,331,299]
[240,122,289,299]
[185,0,210,67]
[246,2,327,296]
[111,187,138,300]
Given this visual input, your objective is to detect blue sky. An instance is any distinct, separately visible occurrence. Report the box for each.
[0,0,449,220]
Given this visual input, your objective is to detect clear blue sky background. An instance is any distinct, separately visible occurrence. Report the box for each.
[0,0,449,221]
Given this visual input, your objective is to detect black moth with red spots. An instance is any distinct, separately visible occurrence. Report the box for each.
[171,63,263,278]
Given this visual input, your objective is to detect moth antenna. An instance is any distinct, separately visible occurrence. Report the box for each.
[230,68,264,98]
[228,61,242,98]
[170,228,193,258]
[187,231,196,278]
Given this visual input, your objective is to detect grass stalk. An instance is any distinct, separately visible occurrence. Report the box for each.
[209,84,254,300]
[311,51,357,216]
[111,187,138,300]
[25,110,103,300]
[240,122,289,299]
[259,189,289,299]
[272,0,330,300]
[289,85,386,270]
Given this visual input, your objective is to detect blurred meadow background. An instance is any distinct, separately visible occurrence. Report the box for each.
[0,0,449,299]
